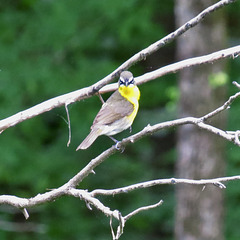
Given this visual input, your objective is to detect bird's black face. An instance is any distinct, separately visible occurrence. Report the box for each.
[119,71,135,87]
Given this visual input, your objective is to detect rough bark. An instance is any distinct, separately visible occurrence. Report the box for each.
[175,1,227,240]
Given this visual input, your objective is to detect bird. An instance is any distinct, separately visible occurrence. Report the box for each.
[76,71,140,150]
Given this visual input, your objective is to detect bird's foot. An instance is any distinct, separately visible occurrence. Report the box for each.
[108,136,125,152]
[129,126,132,133]
[114,141,125,153]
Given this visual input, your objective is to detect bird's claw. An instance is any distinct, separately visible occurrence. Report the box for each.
[114,141,125,153]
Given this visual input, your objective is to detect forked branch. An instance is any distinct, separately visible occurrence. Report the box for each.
[0,82,240,227]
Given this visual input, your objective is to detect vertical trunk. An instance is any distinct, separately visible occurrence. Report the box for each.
[175,1,227,240]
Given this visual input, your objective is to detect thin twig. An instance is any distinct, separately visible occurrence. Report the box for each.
[98,92,105,104]
[22,208,29,220]
[201,91,240,121]
[233,81,240,89]
[124,200,163,221]
[110,215,115,240]
[65,103,71,147]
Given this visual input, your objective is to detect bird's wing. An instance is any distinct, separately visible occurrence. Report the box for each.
[92,90,134,127]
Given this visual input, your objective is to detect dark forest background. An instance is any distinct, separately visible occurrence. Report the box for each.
[0,0,240,239]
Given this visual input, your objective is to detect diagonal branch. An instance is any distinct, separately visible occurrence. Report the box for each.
[0,45,239,134]
[0,0,236,134]
[1,83,240,212]
[101,45,240,93]
[135,45,240,86]
[201,86,240,121]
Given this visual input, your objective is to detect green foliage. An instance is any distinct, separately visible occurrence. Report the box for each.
[209,71,229,88]
[226,1,240,39]
[0,0,239,239]
[0,1,175,239]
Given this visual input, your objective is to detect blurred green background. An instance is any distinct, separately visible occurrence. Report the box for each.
[0,0,239,239]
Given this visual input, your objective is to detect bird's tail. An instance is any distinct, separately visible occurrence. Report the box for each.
[76,129,101,150]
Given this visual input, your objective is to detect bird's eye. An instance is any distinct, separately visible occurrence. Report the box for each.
[119,77,125,85]
[119,80,124,85]
[128,78,134,85]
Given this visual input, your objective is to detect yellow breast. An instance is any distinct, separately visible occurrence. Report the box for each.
[118,85,140,123]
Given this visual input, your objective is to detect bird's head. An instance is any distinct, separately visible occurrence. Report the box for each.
[118,71,135,87]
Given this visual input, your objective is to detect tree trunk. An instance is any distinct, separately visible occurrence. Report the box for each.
[175,1,227,240]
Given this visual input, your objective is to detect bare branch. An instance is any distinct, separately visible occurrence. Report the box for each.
[0,46,238,134]
[124,200,164,222]
[135,45,240,86]
[92,176,240,198]
[1,176,239,211]
[201,91,240,121]
[1,81,240,211]
[0,0,237,133]
[113,200,164,239]
[65,146,118,188]
[234,130,240,145]
[66,86,240,188]
[67,188,121,219]
[101,45,240,94]
[1,80,240,209]
[22,208,29,220]
[233,81,240,89]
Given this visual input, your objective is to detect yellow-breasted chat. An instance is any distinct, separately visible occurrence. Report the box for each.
[76,71,140,150]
